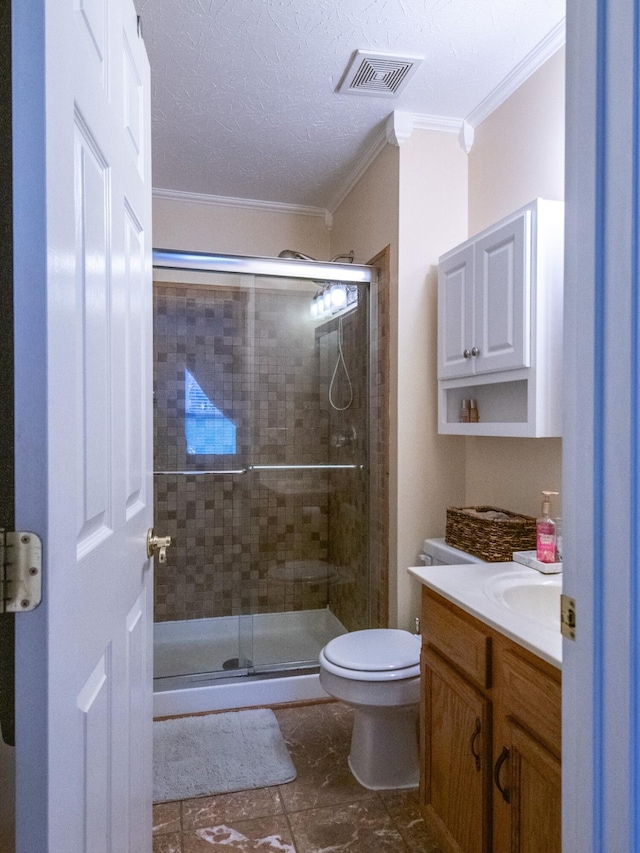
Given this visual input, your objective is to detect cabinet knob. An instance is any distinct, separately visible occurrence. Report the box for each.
[471,347,480,357]
[463,349,471,358]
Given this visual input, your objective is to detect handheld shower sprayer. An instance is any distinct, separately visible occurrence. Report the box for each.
[277,249,316,261]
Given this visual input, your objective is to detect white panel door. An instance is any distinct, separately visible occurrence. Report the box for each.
[474,212,530,375]
[12,0,153,849]
[438,244,475,379]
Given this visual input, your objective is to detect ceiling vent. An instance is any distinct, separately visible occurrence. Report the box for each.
[337,50,423,98]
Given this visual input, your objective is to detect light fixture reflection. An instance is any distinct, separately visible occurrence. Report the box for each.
[330,283,347,309]
[310,282,359,322]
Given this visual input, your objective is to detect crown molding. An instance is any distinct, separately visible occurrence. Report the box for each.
[385,111,414,146]
[152,187,328,221]
[465,17,566,129]
[458,120,475,154]
[412,114,462,134]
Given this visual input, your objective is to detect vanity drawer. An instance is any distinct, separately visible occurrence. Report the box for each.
[500,647,561,754]
[422,590,492,688]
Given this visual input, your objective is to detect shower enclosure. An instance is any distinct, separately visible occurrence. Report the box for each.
[151,250,377,691]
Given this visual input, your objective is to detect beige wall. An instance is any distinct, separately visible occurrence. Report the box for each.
[395,130,468,628]
[331,134,468,630]
[329,144,400,267]
[329,144,401,621]
[468,47,565,235]
[465,48,565,519]
[465,437,562,518]
[152,194,331,260]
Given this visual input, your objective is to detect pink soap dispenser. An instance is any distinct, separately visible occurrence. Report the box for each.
[536,491,559,563]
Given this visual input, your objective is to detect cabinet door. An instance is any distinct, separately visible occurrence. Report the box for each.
[422,647,492,853]
[474,212,530,375]
[438,244,475,379]
[495,719,561,853]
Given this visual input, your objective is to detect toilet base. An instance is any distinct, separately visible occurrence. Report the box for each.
[348,704,419,791]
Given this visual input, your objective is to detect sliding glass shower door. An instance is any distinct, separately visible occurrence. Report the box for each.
[152,262,372,686]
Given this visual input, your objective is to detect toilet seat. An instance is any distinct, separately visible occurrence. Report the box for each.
[320,629,421,682]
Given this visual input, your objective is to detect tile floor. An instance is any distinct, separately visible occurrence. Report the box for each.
[153,700,446,853]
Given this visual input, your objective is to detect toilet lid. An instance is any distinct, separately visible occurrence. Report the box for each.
[323,629,421,673]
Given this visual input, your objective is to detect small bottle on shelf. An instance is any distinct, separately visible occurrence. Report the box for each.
[460,399,470,423]
[469,399,479,422]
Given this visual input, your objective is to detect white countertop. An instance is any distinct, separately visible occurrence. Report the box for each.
[408,562,563,669]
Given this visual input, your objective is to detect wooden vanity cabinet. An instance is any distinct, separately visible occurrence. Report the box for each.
[422,646,492,853]
[420,589,561,853]
[492,640,561,853]
[494,718,561,853]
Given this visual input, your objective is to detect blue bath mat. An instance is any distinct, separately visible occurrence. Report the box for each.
[153,708,296,803]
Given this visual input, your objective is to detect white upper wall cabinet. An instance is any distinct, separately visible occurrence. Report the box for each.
[440,213,530,379]
[437,199,564,437]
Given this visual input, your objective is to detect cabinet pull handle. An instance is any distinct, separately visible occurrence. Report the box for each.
[494,746,511,803]
[470,717,482,771]
[463,349,471,358]
[471,346,480,356]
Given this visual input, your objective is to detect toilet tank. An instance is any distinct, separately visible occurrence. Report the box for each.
[420,538,486,566]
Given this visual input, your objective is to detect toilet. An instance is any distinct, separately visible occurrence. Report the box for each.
[319,628,422,790]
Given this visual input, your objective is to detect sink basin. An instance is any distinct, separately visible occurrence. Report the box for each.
[483,572,562,628]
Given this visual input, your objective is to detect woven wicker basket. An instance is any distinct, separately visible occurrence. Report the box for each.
[445,506,537,562]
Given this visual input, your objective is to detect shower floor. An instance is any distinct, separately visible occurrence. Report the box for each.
[153,607,347,682]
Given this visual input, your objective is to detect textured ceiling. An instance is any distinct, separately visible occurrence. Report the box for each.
[137,0,565,209]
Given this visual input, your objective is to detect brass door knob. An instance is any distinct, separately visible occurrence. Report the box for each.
[147,528,172,564]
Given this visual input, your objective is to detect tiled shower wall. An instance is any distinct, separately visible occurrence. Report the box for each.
[153,279,370,630]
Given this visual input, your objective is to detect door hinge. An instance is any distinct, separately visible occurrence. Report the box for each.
[561,593,576,640]
[0,530,43,614]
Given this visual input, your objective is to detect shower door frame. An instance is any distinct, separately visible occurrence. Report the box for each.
[153,248,373,286]
[152,249,377,687]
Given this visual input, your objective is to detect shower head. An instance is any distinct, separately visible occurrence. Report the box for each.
[277,249,317,261]
[277,249,355,264]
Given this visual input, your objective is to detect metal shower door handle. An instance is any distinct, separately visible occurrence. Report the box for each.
[147,529,172,564]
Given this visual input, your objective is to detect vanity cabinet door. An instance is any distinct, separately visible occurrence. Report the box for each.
[421,647,492,853]
[493,719,561,853]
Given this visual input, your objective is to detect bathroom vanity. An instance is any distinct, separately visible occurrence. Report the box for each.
[408,562,562,853]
